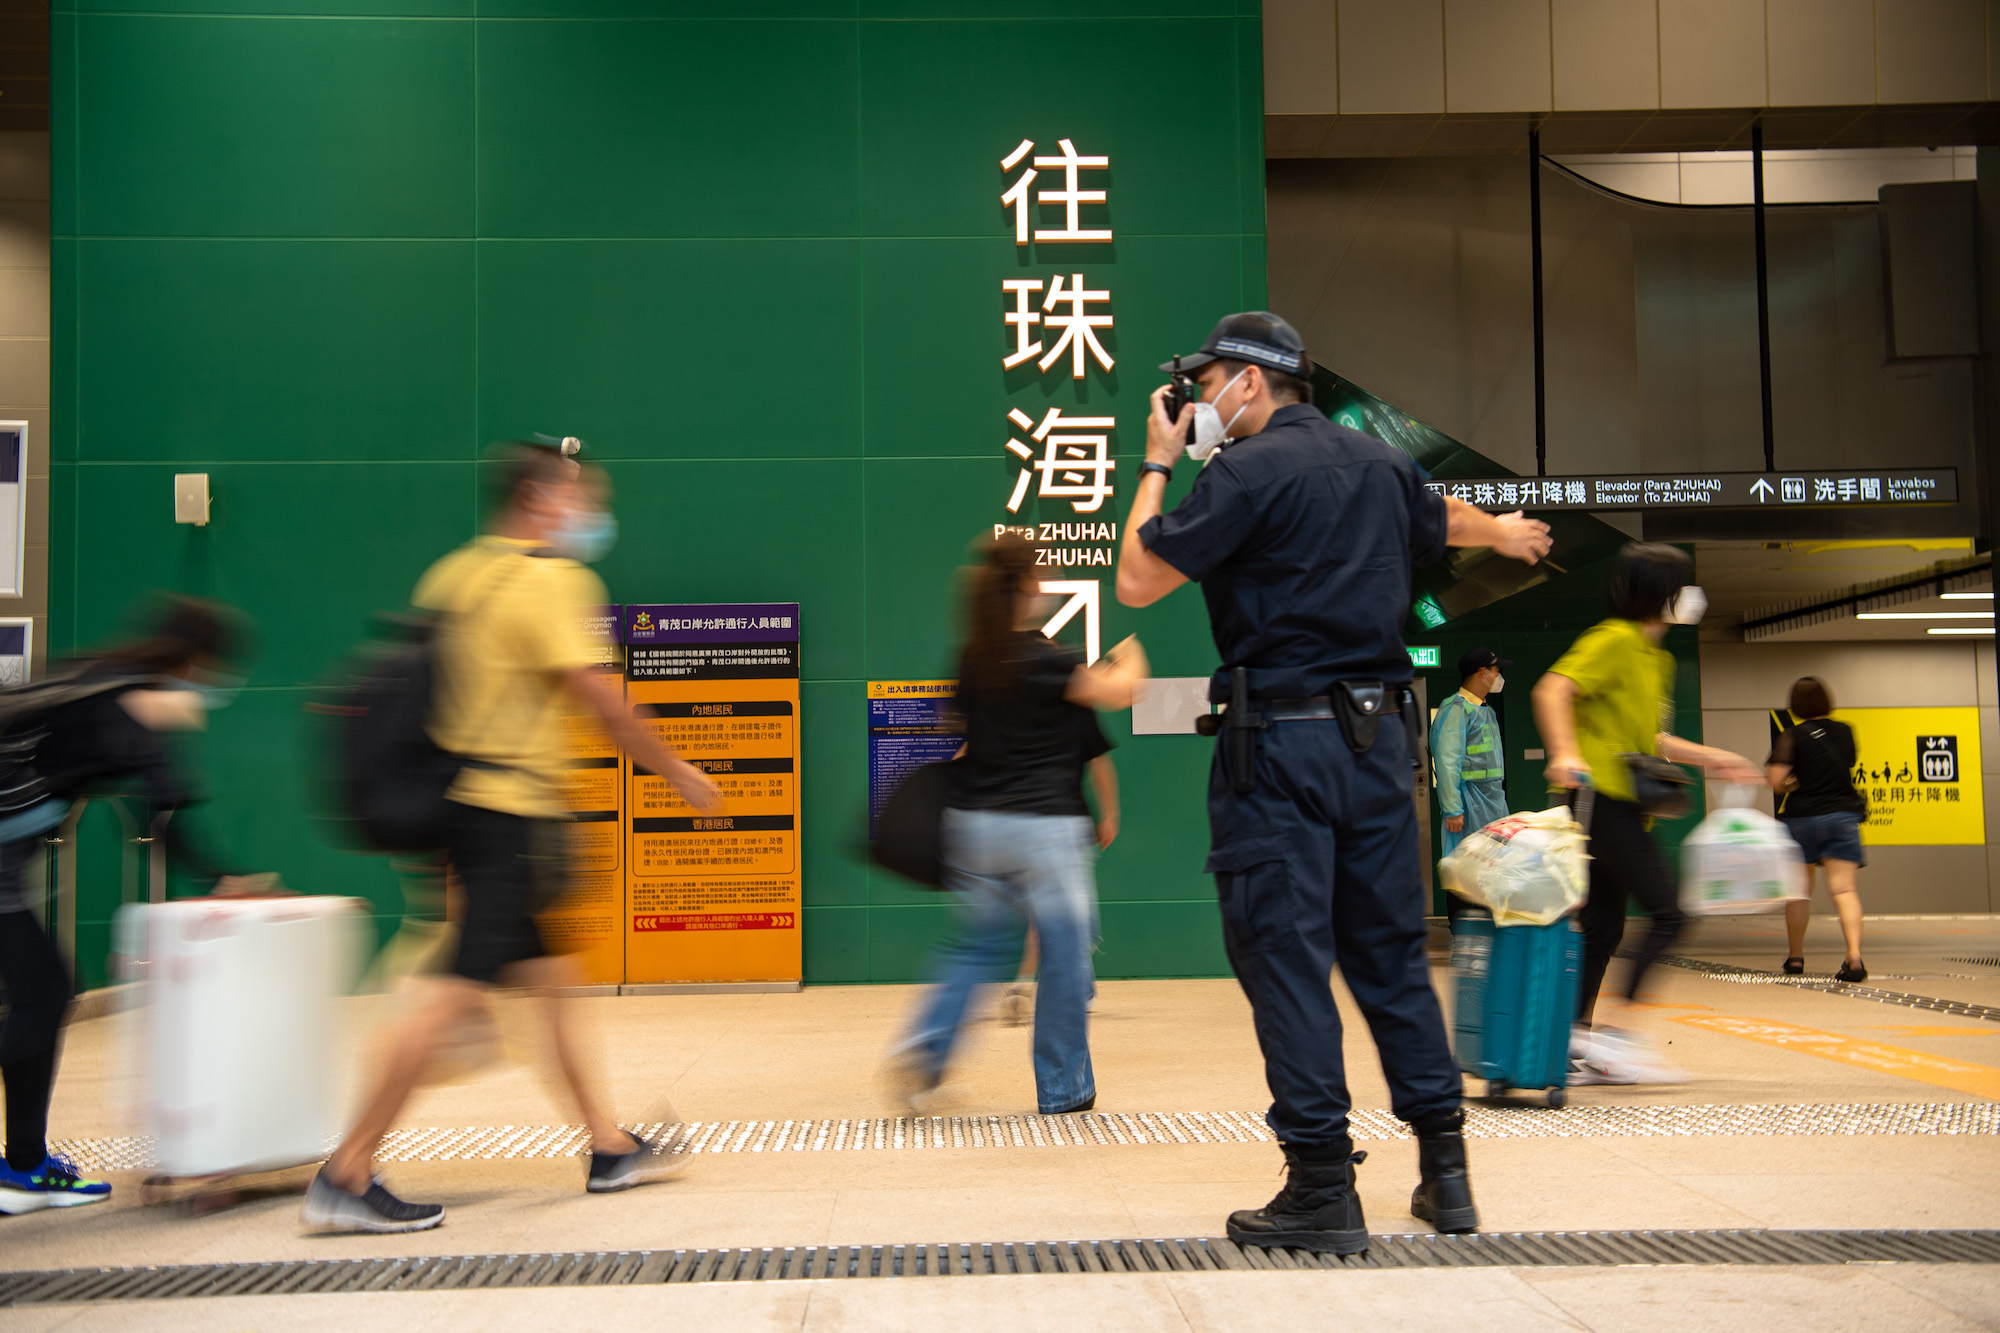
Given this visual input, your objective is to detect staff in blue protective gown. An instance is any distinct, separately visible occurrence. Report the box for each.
[1112,311,1552,1257]
[1430,646,1510,859]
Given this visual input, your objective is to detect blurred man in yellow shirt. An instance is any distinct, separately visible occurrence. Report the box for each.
[306,442,718,1235]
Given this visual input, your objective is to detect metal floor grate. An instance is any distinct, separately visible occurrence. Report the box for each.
[1653,953,2000,1024]
[1946,956,2000,969]
[48,1100,1997,1173]
[5,1229,1998,1305]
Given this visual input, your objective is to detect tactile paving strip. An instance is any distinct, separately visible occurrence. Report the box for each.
[48,1100,1999,1172]
[1652,953,2000,1023]
[5,1229,1998,1305]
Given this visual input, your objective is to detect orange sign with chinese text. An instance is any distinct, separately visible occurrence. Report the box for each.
[622,603,802,984]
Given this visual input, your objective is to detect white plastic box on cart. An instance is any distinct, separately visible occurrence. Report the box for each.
[115,895,367,1180]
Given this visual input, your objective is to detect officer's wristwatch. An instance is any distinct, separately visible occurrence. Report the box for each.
[1139,461,1174,482]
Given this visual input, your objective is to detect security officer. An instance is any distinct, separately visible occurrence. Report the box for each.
[1115,312,1551,1253]
[1432,646,1511,861]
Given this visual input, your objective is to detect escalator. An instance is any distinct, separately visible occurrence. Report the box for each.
[1310,365,1636,634]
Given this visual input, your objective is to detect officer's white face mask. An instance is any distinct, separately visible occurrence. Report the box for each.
[1186,367,1252,462]
[1665,585,1708,626]
[1488,672,1505,694]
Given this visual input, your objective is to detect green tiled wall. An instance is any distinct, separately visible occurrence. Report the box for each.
[52,1,1266,988]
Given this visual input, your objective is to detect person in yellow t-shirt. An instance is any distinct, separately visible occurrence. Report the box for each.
[1532,543,1757,1087]
[308,442,719,1236]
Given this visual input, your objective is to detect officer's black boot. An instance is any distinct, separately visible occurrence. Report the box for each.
[1408,1110,1479,1234]
[1225,1142,1369,1255]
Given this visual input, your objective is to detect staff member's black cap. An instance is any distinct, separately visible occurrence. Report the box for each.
[1159,311,1309,378]
[1459,647,1512,680]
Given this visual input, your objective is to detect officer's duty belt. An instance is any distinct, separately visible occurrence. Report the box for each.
[1259,694,1404,722]
[1196,669,1421,794]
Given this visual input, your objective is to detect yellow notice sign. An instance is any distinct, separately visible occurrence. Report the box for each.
[622,603,801,985]
[867,680,956,699]
[1833,706,1984,845]
[1674,1014,2000,1099]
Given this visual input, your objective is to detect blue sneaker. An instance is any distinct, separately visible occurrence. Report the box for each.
[0,1152,113,1214]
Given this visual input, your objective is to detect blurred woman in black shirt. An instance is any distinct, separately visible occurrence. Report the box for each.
[892,534,1145,1115]
[1766,676,1867,981]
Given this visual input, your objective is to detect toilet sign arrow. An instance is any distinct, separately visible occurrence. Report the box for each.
[1750,478,1775,502]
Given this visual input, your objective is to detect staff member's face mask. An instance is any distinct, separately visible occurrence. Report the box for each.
[1187,367,1252,462]
[1665,585,1708,625]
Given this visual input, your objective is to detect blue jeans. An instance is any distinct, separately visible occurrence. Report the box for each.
[902,808,1099,1114]
[1782,811,1867,867]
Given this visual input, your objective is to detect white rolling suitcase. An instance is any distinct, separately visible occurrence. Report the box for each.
[117,896,367,1179]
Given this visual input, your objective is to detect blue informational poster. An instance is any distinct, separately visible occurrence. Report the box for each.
[867,681,960,839]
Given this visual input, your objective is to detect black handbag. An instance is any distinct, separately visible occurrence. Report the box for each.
[870,761,954,889]
[1619,752,1693,820]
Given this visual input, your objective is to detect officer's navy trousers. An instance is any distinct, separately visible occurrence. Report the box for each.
[1206,717,1462,1150]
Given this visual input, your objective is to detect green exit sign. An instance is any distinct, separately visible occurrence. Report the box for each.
[1407,645,1441,668]
[1413,594,1447,630]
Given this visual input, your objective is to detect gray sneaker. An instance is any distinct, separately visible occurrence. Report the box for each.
[586,1128,689,1194]
[301,1169,444,1234]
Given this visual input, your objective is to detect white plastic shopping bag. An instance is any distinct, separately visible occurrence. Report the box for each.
[1440,805,1590,926]
[1679,788,1808,915]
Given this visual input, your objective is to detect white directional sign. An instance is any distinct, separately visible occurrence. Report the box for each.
[1426,469,1957,512]
[1039,579,1100,664]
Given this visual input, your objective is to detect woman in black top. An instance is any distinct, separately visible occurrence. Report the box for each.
[892,534,1145,1116]
[1766,676,1867,981]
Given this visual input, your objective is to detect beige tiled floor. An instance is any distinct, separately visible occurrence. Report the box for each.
[6,915,2000,1329]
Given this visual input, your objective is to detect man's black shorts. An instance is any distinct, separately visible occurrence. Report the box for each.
[446,801,565,985]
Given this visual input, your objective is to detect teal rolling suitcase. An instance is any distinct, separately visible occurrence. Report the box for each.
[1449,909,1581,1108]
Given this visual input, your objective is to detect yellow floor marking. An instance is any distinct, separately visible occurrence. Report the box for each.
[1673,1014,2000,1100]
[1864,1026,2000,1039]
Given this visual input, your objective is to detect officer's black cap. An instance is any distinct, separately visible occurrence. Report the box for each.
[1459,647,1512,679]
[1160,312,1309,378]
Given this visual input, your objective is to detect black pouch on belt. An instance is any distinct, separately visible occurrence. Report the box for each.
[1332,679,1387,754]
[1396,685,1422,777]
[1225,666,1262,794]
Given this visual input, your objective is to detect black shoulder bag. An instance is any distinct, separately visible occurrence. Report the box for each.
[870,761,955,889]
[1618,752,1693,820]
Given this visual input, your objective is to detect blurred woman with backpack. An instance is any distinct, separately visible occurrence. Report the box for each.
[0,595,254,1215]
[888,534,1144,1116]
[1766,676,1868,981]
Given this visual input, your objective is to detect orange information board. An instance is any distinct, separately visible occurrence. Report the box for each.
[622,603,801,985]
[538,604,625,986]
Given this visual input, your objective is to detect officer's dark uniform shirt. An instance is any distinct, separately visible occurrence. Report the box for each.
[1139,404,1450,702]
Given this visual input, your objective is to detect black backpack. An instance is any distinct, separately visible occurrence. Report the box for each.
[314,554,520,854]
[0,665,168,820]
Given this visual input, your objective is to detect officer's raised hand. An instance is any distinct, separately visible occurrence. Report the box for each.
[1445,503,1553,565]
[1146,383,1196,466]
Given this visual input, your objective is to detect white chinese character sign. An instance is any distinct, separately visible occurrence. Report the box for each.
[1004,407,1116,514]
[1001,275,1114,378]
[1001,138,1110,244]
[995,137,1117,659]
[996,135,1116,524]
